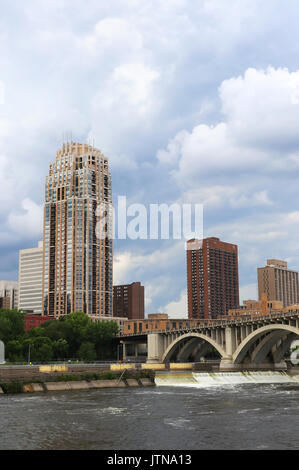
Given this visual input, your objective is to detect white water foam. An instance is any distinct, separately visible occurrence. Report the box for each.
[155,371,299,388]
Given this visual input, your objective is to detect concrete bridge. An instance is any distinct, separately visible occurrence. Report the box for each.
[119,311,299,370]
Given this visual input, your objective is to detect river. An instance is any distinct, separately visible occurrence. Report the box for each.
[0,372,298,450]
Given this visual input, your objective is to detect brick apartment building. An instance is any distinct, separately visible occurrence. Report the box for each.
[187,237,239,319]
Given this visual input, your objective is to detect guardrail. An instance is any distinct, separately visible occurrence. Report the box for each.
[118,311,299,337]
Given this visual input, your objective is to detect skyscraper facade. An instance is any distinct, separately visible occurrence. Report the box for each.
[257,259,299,308]
[42,142,113,318]
[18,242,43,314]
[187,237,239,319]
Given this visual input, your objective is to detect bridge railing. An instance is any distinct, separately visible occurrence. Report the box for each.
[118,310,298,337]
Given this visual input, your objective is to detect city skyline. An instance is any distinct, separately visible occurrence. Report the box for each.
[3,135,299,318]
[2,2,299,317]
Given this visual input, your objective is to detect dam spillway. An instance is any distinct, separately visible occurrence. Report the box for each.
[155,371,299,387]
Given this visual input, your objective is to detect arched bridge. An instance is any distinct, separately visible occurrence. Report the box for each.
[119,311,299,370]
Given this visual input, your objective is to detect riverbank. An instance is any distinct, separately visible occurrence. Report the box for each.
[0,369,155,394]
[1,363,298,394]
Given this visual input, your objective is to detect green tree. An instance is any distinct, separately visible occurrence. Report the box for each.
[40,319,67,341]
[53,338,69,360]
[84,321,119,360]
[61,312,91,357]
[6,340,25,362]
[23,336,54,363]
[78,342,96,362]
[0,309,25,344]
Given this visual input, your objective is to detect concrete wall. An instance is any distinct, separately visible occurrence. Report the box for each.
[0,364,110,382]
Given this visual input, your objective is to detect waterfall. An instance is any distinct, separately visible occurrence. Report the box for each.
[155,371,299,387]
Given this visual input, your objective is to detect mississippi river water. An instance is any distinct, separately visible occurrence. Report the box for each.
[0,376,299,450]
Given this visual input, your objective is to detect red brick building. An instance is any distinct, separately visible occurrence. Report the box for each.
[187,237,239,320]
[25,314,54,332]
[113,282,144,320]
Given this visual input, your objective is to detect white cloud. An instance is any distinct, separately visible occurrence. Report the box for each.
[159,67,299,174]
[220,67,299,149]
[161,289,187,318]
[7,199,43,239]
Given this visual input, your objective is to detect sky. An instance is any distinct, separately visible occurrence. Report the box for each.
[1,0,299,317]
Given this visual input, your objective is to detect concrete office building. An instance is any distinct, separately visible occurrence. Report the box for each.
[42,142,113,317]
[18,242,43,314]
[187,237,239,319]
[257,259,299,308]
[113,282,144,320]
[0,280,18,309]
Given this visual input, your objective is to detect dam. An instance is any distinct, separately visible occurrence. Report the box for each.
[155,370,299,387]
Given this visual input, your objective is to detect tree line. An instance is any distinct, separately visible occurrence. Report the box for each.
[0,309,119,363]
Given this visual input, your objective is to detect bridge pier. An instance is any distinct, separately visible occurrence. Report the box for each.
[147,333,164,363]
[219,357,238,370]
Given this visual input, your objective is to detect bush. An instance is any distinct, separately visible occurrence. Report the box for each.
[0,381,23,394]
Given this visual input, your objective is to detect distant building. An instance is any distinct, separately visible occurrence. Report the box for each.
[257,259,299,308]
[113,282,144,320]
[0,296,11,309]
[90,315,128,334]
[228,293,283,317]
[25,314,53,332]
[187,237,239,319]
[18,242,43,314]
[123,315,212,335]
[0,280,18,309]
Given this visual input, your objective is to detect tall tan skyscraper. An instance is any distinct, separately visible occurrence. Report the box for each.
[257,259,299,308]
[42,142,113,318]
[187,237,239,319]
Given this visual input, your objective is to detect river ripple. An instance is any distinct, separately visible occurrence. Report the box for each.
[0,384,298,450]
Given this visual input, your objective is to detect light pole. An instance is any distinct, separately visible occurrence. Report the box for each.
[28,344,31,365]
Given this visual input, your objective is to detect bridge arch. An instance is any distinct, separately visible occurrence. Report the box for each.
[161,333,226,363]
[233,324,299,364]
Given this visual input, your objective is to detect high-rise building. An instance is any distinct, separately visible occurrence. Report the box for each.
[187,237,239,319]
[257,259,299,308]
[18,242,43,314]
[113,282,144,319]
[0,280,18,309]
[42,142,113,318]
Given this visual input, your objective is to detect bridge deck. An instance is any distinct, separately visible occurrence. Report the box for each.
[118,311,299,338]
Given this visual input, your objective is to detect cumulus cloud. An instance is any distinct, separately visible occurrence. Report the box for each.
[159,67,299,185]
[161,290,187,318]
[7,199,43,239]
[220,67,299,150]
